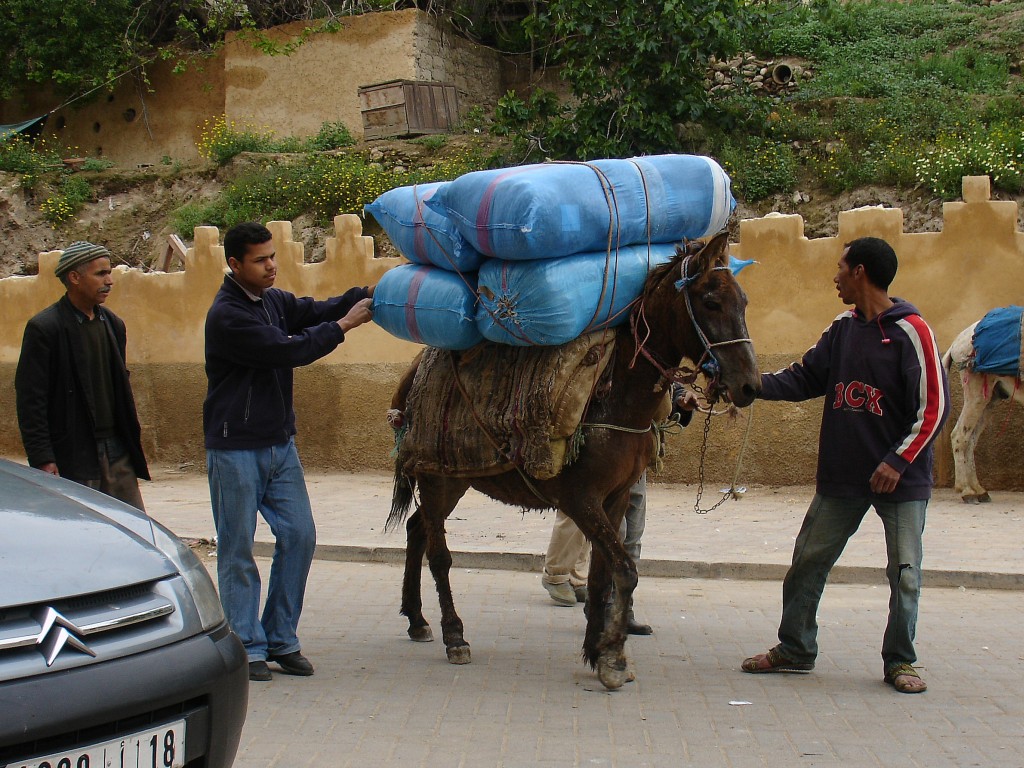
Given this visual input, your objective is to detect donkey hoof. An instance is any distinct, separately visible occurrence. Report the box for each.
[962,492,991,504]
[408,625,434,642]
[446,644,472,665]
[597,654,628,690]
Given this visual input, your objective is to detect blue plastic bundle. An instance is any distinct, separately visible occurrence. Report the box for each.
[364,182,484,272]
[476,244,679,346]
[426,154,734,260]
[972,305,1023,375]
[372,264,482,350]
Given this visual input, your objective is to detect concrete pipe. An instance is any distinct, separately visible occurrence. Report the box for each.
[770,63,793,85]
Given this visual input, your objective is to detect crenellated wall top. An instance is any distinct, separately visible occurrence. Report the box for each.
[1,177,1021,368]
[734,176,1023,355]
[0,214,418,365]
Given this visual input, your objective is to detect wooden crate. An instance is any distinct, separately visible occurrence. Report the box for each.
[358,80,459,139]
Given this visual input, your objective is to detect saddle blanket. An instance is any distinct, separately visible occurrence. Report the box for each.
[972,305,1024,376]
[401,329,617,479]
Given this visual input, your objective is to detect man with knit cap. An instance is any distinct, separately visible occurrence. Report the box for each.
[15,241,150,510]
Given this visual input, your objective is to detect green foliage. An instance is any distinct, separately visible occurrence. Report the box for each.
[518,0,763,158]
[460,105,489,132]
[726,0,1024,199]
[40,175,93,225]
[0,0,136,98]
[174,134,504,230]
[197,117,357,165]
[305,121,356,151]
[0,0,396,101]
[196,117,279,165]
[81,157,116,171]
[412,135,448,151]
[718,138,797,202]
[913,121,1024,199]
[0,135,65,190]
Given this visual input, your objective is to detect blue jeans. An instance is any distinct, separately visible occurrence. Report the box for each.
[208,439,316,662]
[777,494,927,671]
[619,471,646,563]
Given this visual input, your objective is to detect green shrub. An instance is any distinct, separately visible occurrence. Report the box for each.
[81,157,115,171]
[914,122,1024,199]
[172,140,504,230]
[196,116,358,164]
[413,135,448,151]
[40,174,93,224]
[0,134,63,190]
[718,138,797,202]
[196,116,279,164]
[304,121,355,151]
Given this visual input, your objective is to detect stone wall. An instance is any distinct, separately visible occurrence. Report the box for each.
[0,178,1021,490]
[413,19,504,115]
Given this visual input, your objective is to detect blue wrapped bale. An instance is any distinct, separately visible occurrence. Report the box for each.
[476,244,678,346]
[372,264,482,350]
[364,182,484,272]
[426,154,734,260]
[972,305,1023,375]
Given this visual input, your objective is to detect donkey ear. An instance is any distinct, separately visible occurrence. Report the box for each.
[697,231,730,270]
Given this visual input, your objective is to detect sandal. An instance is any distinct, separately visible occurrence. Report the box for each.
[884,663,927,694]
[741,646,814,674]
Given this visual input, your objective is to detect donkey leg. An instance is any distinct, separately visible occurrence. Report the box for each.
[569,504,635,690]
[401,510,433,642]
[419,476,472,664]
[582,546,612,665]
[952,373,994,502]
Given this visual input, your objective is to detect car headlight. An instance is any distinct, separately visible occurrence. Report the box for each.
[152,522,226,631]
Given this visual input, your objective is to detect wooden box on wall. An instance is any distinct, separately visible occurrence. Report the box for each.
[357,80,459,139]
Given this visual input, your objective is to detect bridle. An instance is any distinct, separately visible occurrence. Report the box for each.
[631,253,753,401]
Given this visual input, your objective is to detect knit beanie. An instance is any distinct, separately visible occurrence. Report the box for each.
[55,241,111,278]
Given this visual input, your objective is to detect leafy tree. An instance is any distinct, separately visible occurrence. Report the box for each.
[1,0,136,99]
[515,0,763,158]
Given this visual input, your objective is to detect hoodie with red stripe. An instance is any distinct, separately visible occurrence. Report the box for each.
[760,299,950,502]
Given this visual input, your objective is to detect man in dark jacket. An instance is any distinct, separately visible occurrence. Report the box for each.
[15,241,150,510]
[740,237,949,694]
[204,221,373,682]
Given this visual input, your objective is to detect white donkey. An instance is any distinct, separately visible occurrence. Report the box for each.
[943,321,1023,502]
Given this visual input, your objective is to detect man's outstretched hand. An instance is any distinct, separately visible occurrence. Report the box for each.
[339,298,373,332]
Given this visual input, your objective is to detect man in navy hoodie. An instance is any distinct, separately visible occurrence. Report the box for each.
[204,222,373,682]
[740,236,948,694]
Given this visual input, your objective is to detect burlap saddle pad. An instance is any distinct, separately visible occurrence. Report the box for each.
[402,329,617,479]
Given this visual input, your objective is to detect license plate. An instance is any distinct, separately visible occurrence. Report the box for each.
[12,720,186,768]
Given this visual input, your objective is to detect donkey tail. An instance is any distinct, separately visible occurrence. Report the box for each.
[942,344,954,372]
[386,460,415,533]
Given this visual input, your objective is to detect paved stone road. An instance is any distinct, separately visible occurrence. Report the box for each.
[149,466,1023,768]
[230,559,1023,768]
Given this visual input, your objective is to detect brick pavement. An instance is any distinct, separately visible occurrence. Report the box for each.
[148,464,1024,767]
[229,558,1024,768]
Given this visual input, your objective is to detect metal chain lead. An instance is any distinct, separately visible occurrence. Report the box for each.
[690,381,733,515]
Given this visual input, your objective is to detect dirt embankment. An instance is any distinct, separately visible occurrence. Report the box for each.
[4,142,1024,278]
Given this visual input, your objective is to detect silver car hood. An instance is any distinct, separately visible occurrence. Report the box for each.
[0,460,177,608]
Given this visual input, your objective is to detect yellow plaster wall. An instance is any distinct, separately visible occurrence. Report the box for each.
[0,58,224,167]
[223,11,421,140]
[1,179,1021,489]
